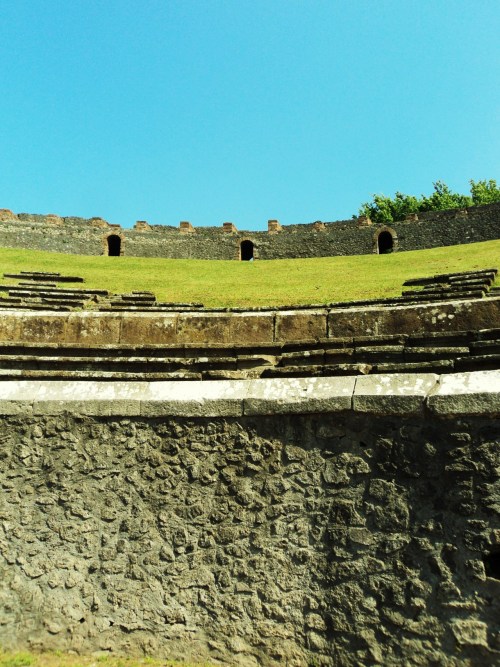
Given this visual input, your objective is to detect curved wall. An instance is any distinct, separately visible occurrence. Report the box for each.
[0,202,498,259]
[0,372,499,666]
[0,297,498,346]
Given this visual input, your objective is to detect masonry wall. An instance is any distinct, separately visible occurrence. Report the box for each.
[0,202,498,259]
[0,374,500,666]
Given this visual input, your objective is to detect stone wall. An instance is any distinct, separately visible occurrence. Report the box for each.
[0,373,499,666]
[0,202,498,259]
[0,297,498,346]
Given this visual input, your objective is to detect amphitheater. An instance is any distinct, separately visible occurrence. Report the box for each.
[0,203,499,666]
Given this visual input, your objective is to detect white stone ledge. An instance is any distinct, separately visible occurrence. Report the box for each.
[427,370,500,416]
[0,371,497,417]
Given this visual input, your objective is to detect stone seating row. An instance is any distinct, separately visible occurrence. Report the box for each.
[0,328,497,380]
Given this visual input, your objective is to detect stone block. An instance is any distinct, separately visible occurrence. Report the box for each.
[18,313,68,344]
[230,312,274,344]
[451,619,488,647]
[177,313,233,344]
[353,373,438,415]
[140,380,244,417]
[0,381,37,414]
[134,220,151,231]
[66,313,121,345]
[32,381,147,415]
[0,208,18,222]
[0,313,22,343]
[275,310,328,342]
[268,219,282,233]
[243,376,355,415]
[427,370,500,416]
[179,221,194,233]
[120,313,178,345]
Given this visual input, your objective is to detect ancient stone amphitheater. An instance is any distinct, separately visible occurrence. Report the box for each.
[0,263,499,665]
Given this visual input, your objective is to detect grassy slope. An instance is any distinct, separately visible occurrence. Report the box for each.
[0,240,498,308]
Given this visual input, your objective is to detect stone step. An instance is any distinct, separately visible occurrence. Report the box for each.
[18,282,58,287]
[401,287,486,298]
[403,269,497,287]
[407,331,474,346]
[97,305,205,312]
[373,359,456,374]
[354,345,405,358]
[469,340,500,353]
[0,354,240,371]
[0,368,203,381]
[0,303,72,311]
[1,287,108,297]
[404,346,470,361]
[454,354,500,372]
[261,364,373,378]
[4,273,84,283]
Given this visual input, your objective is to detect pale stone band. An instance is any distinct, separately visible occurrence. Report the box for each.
[0,370,498,417]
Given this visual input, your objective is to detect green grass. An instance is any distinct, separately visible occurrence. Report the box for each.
[0,651,212,667]
[0,240,498,308]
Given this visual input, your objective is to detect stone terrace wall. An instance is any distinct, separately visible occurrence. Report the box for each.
[0,297,498,345]
[0,373,499,666]
[0,202,498,259]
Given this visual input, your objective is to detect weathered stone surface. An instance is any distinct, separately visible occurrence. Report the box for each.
[177,313,233,344]
[275,309,328,341]
[66,312,121,345]
[353,373,438,414]
[18,312,68,343]
[0,296,497,348]
[33,381,148,416]
[140,380,244,417]
[0,410,499,665]
[244,376,355,414]
[329,297,500,338]
[120,313,178,344]
[230,312,275,344]
[428,370,500,415]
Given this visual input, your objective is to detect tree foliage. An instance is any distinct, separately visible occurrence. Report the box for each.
[357,179,500,224]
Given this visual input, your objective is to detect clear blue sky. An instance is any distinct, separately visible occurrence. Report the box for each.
[1,0,498,230]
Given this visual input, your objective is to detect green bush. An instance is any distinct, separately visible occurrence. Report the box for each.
[357,179,500,224]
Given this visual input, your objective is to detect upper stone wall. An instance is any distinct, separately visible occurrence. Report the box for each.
[0,202,498,259]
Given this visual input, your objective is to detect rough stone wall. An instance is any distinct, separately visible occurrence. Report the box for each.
[0,202,498,259]
[1,407,500,665]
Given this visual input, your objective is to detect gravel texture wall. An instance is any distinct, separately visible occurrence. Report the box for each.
[1,372,500,666]
[0,202,498,259]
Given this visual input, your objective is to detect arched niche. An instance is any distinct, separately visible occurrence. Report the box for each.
[373,227,398,254]
[103,233,125,256]
[240,239,255,261]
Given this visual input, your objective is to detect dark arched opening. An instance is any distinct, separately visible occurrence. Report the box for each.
[107,235,121,257]
[377,231,393,254]
[240,240,254,261]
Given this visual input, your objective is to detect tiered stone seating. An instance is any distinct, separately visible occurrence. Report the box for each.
[329,268,497,309]
[98,291,204,311]
[0,273,204,312]
[0,328,497,380]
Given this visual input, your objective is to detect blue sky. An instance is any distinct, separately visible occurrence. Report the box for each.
[1,0,498,230]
